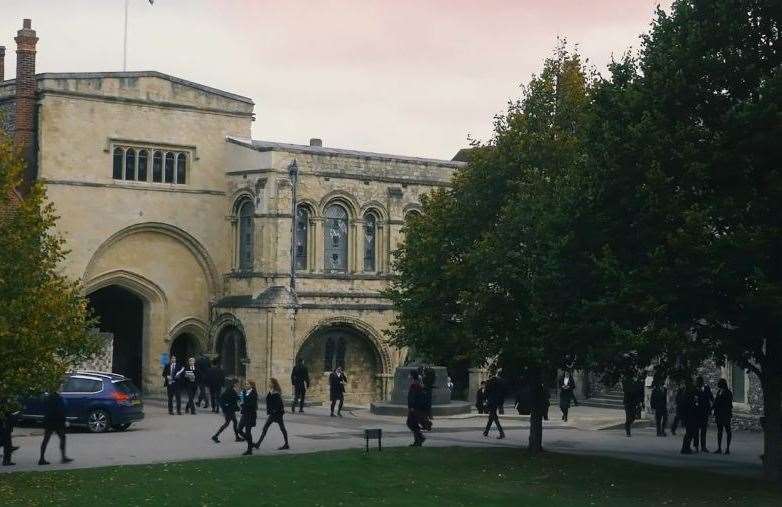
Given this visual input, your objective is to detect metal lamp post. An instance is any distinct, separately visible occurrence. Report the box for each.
[288,160,299,291]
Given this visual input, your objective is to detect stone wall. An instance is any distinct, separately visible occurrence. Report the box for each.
[77,331,113,373]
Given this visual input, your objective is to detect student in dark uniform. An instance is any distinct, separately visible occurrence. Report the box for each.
[680,379,700,454]
[329,366,347,417]
[208,359,225,414]
[162,355,184,415]
[183,357,199,415]
[39,390,72,465]
[622,377,643,437]
[650,381,668,436]
[407,371,426,446]
[558,371,577,422]
[195,355,211,409]
[290,358,310,414]
[713,378,733,455]
[212,379,242,443]
[0,405,19,467]
[483,374,506,439]
[670,385,687,435]
[238,380,258,455]
[254,378,290,450]
[694,376,714,452]
[475,380,488,414]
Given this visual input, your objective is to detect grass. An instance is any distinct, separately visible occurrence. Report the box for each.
[0,447,780,506]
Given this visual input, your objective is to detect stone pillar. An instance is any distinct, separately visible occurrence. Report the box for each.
[0,46,5,83]
[468,367,488,402]
[14,19,38,187]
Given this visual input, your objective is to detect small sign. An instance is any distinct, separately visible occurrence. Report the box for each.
[364,428,382,452]
[160,352,169,367]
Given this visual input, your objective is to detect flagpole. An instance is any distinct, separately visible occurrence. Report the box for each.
[123,0,129,71]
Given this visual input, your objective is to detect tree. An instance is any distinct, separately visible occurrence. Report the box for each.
[0,127,100,417]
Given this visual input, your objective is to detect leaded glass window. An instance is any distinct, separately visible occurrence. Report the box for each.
[238,200,254,271]
[125,148,136,180]
[176,152,187,184]
[152,151,163,182]
[164,152,175,183]
[138,150,148,181]
[363,212,377,272]
[324,204,348,272]
[113,147,124,179]
[295,205,309,271]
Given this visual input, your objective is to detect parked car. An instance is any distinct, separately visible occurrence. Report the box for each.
[18,371,144,433]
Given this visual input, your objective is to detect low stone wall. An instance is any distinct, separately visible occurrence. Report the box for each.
[76,331,113,372]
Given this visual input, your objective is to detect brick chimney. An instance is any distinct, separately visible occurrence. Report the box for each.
[0,46,5,82]
[15,19,38,186]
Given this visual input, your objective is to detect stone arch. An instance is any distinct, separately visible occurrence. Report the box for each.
[168,317,209,353]
[360,200,389,221]
[84,222,219,295]
[209,313,248,378]
[319,190,360,218]
[230,189,256,214]
[402,203,423,217]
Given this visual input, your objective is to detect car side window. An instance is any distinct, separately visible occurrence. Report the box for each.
[62,378,102,393]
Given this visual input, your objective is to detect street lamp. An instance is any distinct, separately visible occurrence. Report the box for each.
[288,160,299,291]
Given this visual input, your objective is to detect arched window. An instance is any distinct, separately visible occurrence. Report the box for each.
[124,148,136,180]
[112,147,124,179]
[164,152,175,183]
[137,149,148,181]
[152,151,163,182]
[238,200,254,271]
[295,205,309,271]
[217,326,247,378]
[363,212,377,272]
[176,152,187,184]
[324,204,348,272]
[405,209,422,221]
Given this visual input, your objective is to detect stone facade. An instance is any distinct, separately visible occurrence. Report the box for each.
[0,45,462,403]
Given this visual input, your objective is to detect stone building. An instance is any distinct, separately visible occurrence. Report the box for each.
[0,19,462,402]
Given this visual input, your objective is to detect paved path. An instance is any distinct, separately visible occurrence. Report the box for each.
[2,402,764,477]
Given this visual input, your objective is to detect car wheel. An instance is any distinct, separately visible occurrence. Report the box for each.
[112,423,131,431]
[87,409,110,433]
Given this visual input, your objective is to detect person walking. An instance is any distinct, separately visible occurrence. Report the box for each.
[208,359,225,414]
[558,371,577,422]
[0,406,19,467]
[290,358,310,414]
[713,378,733,455]
[622,377,643,437]
[407,371,427,446]
[162,355,184,415]
[495,370,507,415]
[38,390,72,465]
[195,355,211,410]
[212,379,242,443]
[694,376,714,452]
[671,384,687,435]
[254,378,290,450]
[475,380,488,414]
[680,379,700,454]
[183,357,199,415]
[237,380,258,456]
[650,380,668,437]
[329,366,347,417]
[483,373,506,439]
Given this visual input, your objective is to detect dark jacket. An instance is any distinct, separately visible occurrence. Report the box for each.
[329,371,347,400]
[558,376,577,409]
[291,364,310,388]
[622,380,644,409]
[266,391,285,416]
[713,388,733,423]
[675,387,688,413]
[219,387,239,413]
[650,386,667,412]
[407,382,426,411]
[208,367,226,390]
[476,387,487,412]
[485,377,504,410]
[195,357,210,384]
[240,389,258,427]
[162,362,184,387]
[43,392,67,430]
[695,385,714,420]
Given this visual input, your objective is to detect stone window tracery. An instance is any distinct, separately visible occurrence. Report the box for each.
[324,204,348,273]
[110,144,189,185]
[295,205,309,271]
[238,199,254,271]
[363,212,377,272]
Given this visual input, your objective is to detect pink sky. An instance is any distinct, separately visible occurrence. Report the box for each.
[1,0,669,159]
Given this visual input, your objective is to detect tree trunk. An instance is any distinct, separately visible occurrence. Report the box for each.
[761,373,782,483]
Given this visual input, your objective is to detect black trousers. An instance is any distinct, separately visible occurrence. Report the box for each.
[208,386,220,413]
[716,419,732,451]
[655,410,668,435]
[697,419,709,450]
[671,412,684,434]
[40,427,66,460]
[197,382,209,407]
[330,396,344,415]
[258,413,289,446]
[407,411,424,443]
[484,407,504,437]
[292,384,306,412]
[560,404,570,421]
[237,416,255,453]
[1,420,13,464]
[185,383,197,414]
[624,406,636,436]
[214,411,239,439]
[167,384,182,414]
[682,422,699,452]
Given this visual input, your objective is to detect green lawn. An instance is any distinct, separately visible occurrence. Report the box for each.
[0,447,780,506]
